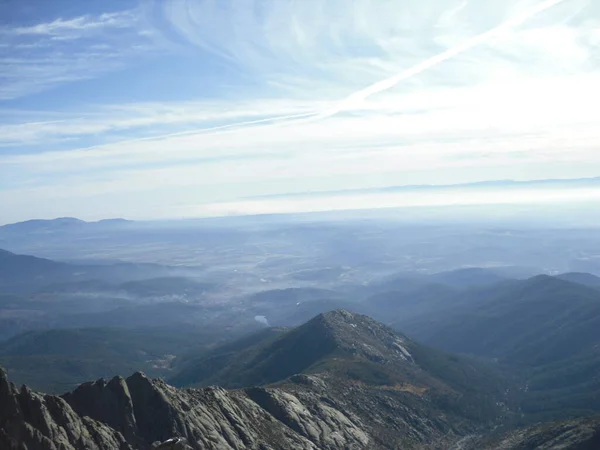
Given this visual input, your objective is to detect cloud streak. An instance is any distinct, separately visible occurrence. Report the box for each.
[0,8,156,99]
[10,12,135,36]
[315,0,571,119]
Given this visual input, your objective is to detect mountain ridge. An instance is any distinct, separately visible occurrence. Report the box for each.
[0,217,132,231]
[2,309,600,449]
[0,309,501,449]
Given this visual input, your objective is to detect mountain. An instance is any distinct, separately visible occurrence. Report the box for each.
[0,249,176,293]
[402,275,600,366]
[556,272,600,288]
[4,310,600,449]
[0,248,71,288]
[354,268,516,327]
[0,326,232,393]
[363,267,510,296]
[2,364,462,450]
[427,267,508,288]
[171,310,511,424]
[0,217,86,233]
[0,310,514,450]
[0,366,130,449]
[0,217,132,234]
[361,283,458,325]
[394,275,600,421]
[516,347,600,421]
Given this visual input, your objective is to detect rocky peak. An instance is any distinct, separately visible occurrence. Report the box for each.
[0,365,8,387]
[0,359,479,450]
[310,309,415,364]
[0,366,131,450]
[63,375,138,445]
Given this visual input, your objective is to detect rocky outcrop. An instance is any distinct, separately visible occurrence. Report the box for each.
[0,366,131,450]
[5,363,599,450]
[0,310,504,449]
[62,375,139,445]
[464,416,600,450]
[1,363,470,450]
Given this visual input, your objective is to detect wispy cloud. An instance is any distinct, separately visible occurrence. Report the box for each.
[0,9,156,99]
[160,0,598,94]
[0,99,322,148]
[10,12,135,37]
[1,0,600,223]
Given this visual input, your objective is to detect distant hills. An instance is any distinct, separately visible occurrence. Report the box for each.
[556,272,600,288]
[3,248,600,427]
[0,248,69,284]
[401,275,600,366]
[0,248,175,294]
[391,275,600,421]
[0,326,230,393]
[0,217,132,233]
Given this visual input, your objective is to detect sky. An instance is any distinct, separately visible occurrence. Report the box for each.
[0,0,599,224]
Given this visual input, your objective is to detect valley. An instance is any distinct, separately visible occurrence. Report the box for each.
[2,216,600,449]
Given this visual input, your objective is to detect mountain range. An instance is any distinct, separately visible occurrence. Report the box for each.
[0,248,176,294]
[3,242,600,448]
[2,310,600,449]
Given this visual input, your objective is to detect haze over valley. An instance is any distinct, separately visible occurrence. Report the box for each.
[1,206,600,442]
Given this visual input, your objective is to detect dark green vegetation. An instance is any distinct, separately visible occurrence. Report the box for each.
[3,242,600,448]
[393,275,600,422]
[168,271,600,427]
[0,248,176,294]
[0,327,233,393]
[2,255,600,427]
[2,307,600,449]
[0,248,70,292]
[0,311,516,450]
[172,311,513,426]
[402,276,600,365]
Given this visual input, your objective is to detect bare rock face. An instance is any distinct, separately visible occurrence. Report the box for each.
[0,310,484,450]
[465,417,600,450]
[0,366,131,450]
[0,310,500,449]
[62,375,139,445]
[1,364,463,450]
[307,310,416,365]
[8,310,594,449]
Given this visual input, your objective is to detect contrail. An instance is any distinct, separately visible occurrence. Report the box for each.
[314,0,570,120]
[168,0,568,137]
[3,111,319,159]
[165,111,317,137]
[25,0,567,157]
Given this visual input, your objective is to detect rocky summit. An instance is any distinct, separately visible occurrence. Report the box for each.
[2,310,600,449]
[0,366,457,449]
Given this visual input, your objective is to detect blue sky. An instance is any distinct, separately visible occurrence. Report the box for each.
[1,0,599,223]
